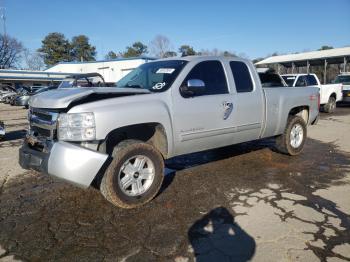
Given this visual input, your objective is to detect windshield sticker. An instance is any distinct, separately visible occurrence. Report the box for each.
[156,68,175,74]
[152,82,166,90]
[287,77,296,80]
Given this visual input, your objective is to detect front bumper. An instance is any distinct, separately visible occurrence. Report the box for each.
[19,140,108,188]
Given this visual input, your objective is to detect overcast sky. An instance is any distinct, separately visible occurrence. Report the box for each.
[4,0,350,59]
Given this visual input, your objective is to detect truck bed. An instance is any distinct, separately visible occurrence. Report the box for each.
[261,86,319,138]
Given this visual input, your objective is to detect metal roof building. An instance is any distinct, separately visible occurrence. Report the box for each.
[255,47,350,83]
[45,56,155,83]
[0,56,155,89]
[0,70,71,88]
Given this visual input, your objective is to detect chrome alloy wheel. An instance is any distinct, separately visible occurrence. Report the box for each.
[290,124,304,148]
[118,155,155,196]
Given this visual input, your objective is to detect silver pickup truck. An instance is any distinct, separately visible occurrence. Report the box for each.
[19,56,319,208]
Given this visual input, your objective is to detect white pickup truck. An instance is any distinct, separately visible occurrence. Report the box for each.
[333,73,350,102]
[281,73,343,113]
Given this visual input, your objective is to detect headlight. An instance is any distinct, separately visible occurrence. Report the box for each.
[58,112,96,141]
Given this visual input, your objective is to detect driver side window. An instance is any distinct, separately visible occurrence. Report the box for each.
[182,61,228,97]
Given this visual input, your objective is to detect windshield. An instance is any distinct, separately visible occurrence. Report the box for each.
[282,76,296,87]
[116,60,188,92]
[334,75,350,84]
[59,80,74,88]
[59,76,105,88]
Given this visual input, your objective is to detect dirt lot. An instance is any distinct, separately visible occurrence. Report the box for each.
[0,103,349,262]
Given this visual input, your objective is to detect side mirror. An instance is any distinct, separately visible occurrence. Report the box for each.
[180,79,206,97]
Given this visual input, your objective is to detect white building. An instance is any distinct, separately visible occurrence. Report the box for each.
[0,57,155,88]
[45,56,155,83]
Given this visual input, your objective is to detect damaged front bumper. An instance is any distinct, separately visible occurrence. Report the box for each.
[19,140,108,188]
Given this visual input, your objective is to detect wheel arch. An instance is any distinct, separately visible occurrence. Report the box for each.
[288,106,309,124]
[99,122,169,159]
[330,92,337,99]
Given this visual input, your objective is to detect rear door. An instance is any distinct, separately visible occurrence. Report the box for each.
[227,61,264,143]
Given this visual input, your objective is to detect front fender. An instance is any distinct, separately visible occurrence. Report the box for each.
[68,94,174,156]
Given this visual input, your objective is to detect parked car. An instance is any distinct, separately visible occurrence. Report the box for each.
[0,86,17,103]
[0,121,5,140]
[15,86,58,108]
[58,73,106,88]
[20,56,319,209]
[3,93,17,104]
[257,68,287,87]
[281,73,343,113]
[333,73,350,102]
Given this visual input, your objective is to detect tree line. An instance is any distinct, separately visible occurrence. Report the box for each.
[0,32,238,69]
[0,31,346,81]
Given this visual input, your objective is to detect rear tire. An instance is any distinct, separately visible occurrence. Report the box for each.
[275,116,307,156]
[100,140,164,209]
[323,96,336,113]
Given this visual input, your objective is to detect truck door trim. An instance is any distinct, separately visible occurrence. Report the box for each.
[180,122,261,142]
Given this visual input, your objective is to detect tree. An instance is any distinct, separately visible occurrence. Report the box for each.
[198,48,236,57]
[150,35,174,58]
[122,41,148,58]
[252,57,264,64]
[222,51,236,57]
[70,35,96,62]
[0,34,23,69]
[318,45,333,51]
[178,45,196,57]
[163,51,177,58]
[23,49,45,70]
[105,50,118,60]
[38,32,71,66]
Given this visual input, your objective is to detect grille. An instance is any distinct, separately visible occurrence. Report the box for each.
[31,125,51,137]
[32,110,52,122]
[29,108,59,140]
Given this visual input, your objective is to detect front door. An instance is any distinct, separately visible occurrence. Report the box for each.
[172,60,236,156]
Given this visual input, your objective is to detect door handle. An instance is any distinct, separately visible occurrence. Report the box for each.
[222,101,233,120]
[223,101,233,109]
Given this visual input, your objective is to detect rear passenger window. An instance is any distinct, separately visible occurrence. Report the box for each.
[230,61,254,92]
[183,61,228,96]
[295,76,307,87]
[306,75,318,86]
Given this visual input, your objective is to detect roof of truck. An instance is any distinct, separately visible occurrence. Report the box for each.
[153,55,250,63]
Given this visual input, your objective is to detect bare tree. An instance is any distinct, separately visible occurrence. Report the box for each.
[198,48,236,57]
[23,49,45,70]
[0,34,23,69]
[150,35,174,58]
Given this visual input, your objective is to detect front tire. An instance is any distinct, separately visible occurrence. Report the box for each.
[323,96,336,113]
[100,140,164,209]
[275,116,307,156]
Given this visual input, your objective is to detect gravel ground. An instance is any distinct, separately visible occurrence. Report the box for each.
[0,103,349,261]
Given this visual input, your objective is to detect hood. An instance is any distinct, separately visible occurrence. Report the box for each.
[29,87,150,109]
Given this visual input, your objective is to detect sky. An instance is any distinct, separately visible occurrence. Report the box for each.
[4,0,350,60]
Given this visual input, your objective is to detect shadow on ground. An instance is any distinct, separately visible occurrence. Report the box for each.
[188,207,255,261]
[0,139,349,261]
